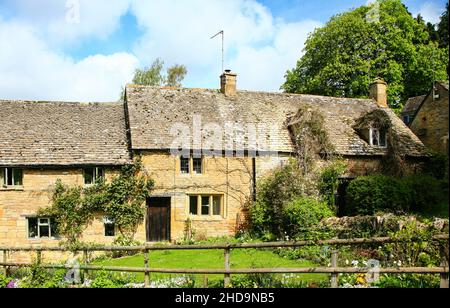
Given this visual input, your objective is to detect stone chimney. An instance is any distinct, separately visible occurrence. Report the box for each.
[221,70,237,97]
[369,78,388,108]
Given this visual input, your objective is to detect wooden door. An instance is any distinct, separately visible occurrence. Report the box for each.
[146,197,171,242]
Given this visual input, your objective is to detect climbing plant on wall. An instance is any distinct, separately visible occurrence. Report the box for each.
[39,160,154,246]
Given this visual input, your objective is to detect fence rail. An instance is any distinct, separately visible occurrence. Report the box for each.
[1,234,449,288]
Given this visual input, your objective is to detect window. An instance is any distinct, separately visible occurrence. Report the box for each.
[370,128,387,148]
[193,157,203,174]
[188,195,223,217]
[84,167,105,185]
[28,217,58,239]
[189,196,198,215]
[1,168,23,187]
[180,156,190,174]
[201,196,210,215]
[402,115,410,125]
[104,217,115,237]
[180,156,204,174]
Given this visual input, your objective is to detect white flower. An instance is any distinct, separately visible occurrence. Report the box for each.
[351,260,359,267]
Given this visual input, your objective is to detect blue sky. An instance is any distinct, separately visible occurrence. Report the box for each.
[0,0,447,101]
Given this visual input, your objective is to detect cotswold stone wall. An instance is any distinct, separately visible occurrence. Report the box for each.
[0,168,121,262]
[410,83,449,154]
[140,152,254,240]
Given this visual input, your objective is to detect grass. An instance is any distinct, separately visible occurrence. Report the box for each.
[93,248,327,286]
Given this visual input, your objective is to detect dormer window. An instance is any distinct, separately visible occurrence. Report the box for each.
[370,128,387,148]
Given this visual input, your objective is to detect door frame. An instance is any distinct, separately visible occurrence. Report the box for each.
[146,197,171,242]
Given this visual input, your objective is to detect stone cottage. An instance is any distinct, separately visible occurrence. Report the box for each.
[0,72,429,260]
[401,81,449,154]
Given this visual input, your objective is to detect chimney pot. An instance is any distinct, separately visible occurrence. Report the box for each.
[221,70,237,97]
[370,78,388,108]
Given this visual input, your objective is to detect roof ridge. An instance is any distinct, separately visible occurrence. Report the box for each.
[126,84,375,102]
[0,99,122,106]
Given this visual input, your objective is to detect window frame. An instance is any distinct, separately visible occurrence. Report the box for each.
[103,216,116,237]
[83,167,105,186]
[188,195,223,217]
[180,156,204,175]
[369,128,387,148]
[27,217,57,239]
[180,156,190,174]
[1,167,23,187]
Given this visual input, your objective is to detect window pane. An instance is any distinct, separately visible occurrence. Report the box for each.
[181,157,190,174]
[0,168,5,186]
[189,196,198,215]
[13,169,23,186]
[6,168,13,186]
[371,129,379,146]
[201,196,210,215]
[193,158,202,174]
[39,218,49,225]
[28,218,38,238]
[380,130,387,147]
[84,168,94,185]
[213,196,221,216]
[51,219,59,237]
[105,223,115,237]
[39,225,50,237]
[96,168,105,182]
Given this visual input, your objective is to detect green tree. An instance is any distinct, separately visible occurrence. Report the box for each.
[132,58,187,87]
[121,58,188,100]
[282,0,448,111]
[438,2,449,48]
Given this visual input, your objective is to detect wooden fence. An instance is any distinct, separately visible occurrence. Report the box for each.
[1,234,449,288]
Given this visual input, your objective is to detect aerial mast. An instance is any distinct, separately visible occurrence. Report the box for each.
[210,30,224,73]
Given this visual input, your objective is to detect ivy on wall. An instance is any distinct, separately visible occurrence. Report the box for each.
[39,160,154,246]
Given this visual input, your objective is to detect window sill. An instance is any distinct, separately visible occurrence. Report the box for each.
[189,216,224,221]
[28,237,59,241]
[0,186,24,191]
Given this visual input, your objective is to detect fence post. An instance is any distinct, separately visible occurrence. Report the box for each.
[83,250,89,281]
[224,247,231,288]
[144,249,150,288]
[330,250,339,288]
[440,245,449,288]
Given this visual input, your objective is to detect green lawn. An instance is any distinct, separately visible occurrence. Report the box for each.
[93,248,327,286]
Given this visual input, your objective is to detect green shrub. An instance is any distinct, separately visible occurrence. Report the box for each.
[400,174,442,213]
[317,160,347,209]
[283,197,334,236]
[345,175,412,215]
[249,159,317,237]
[89,271,135,288]
[0,273,12,288]
[374,274,440,288]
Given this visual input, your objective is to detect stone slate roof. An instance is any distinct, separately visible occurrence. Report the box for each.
[125,85,428,157]
[402,95,426,114]
[0,100,131,167]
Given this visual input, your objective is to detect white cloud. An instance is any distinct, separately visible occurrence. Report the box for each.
[414,1,443,24]
[2,0,131,45]
[0,0,321,100]
[0,18,139,102]
[130,0,321,91]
